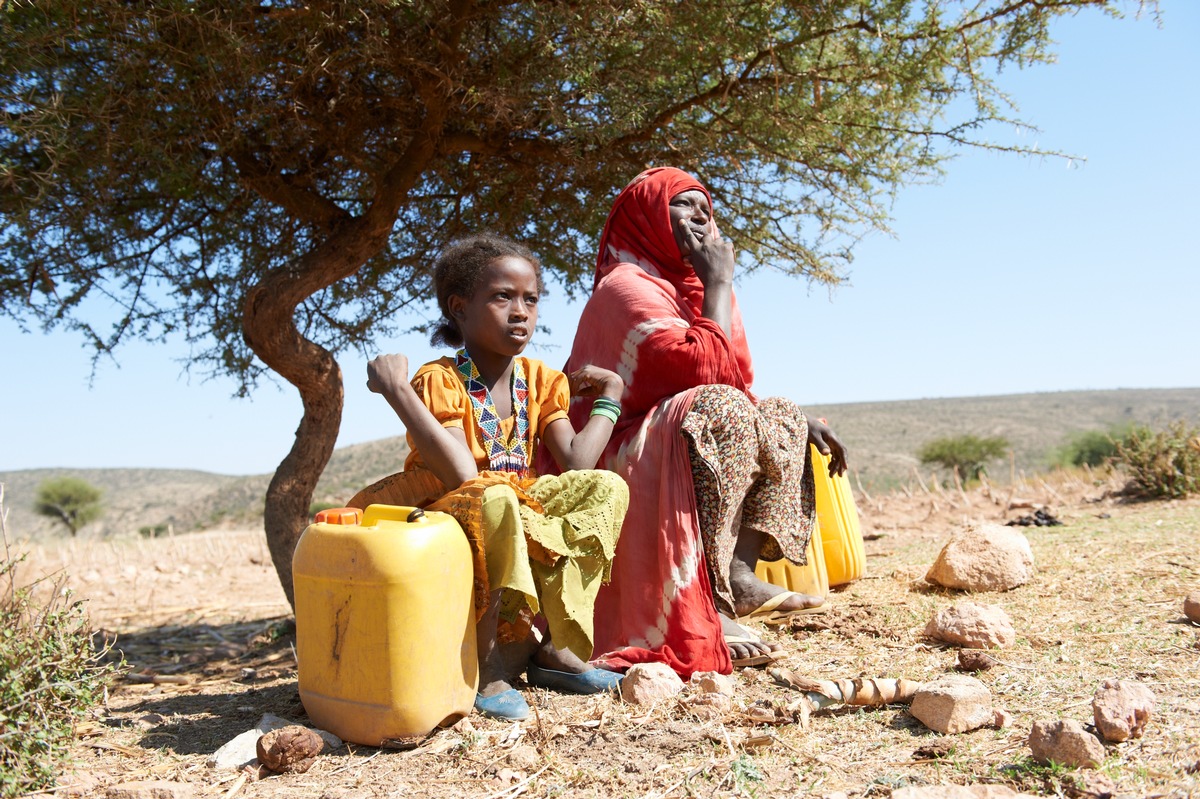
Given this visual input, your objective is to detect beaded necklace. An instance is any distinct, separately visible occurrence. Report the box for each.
[455,349,531,474]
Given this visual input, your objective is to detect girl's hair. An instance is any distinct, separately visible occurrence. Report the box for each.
[431,233,544,348]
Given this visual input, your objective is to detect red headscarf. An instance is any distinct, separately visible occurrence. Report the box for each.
[595,166,710,289]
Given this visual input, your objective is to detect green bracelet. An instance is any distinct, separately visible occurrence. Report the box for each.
[590,405,619,424]
[592,397,622,415]
[590,396,620,423]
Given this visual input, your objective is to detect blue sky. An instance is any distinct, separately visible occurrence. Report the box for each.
[3,2,1197,476]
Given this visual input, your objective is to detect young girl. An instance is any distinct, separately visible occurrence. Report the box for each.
[350,233,628,722]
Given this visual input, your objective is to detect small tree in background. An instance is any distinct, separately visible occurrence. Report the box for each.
[919,435,1009,482]
[33,478,103,537]
[1053,425,1132,468]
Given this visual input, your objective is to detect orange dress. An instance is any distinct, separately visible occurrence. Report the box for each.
[348,356,627,661]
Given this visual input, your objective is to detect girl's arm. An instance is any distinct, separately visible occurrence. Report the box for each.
[366,354,479,488]
[541,365,624,471]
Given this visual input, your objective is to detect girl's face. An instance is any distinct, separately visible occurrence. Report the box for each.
[449,256,540,358]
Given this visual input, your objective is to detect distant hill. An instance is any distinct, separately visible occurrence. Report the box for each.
[3,387,1197,539]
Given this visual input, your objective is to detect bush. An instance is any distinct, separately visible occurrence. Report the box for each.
[1114,420,1200,499]
[33,477,103,536]
[1054,425,1130,468]
[1,490,118,797]
[918,434,1009,481]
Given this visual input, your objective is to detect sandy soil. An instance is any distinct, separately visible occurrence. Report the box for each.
[13,469,1200,798]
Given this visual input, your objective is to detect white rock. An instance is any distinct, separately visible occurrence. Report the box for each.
[206,713,341,770]
[619,662,685,705]
[924,601,1016,649]
[910,674,993,734]
[690,670,735,696]
[1092,679,1155,742]
[926,523,1034,592]
[1028,719,1105,769]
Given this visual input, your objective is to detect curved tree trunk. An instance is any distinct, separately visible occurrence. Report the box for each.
[243,267,347,610]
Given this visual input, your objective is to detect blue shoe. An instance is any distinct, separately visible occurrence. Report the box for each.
[526,664,624,695]
[474,689,529,721]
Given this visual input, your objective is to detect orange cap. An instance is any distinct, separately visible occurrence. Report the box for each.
[314,507,364,525]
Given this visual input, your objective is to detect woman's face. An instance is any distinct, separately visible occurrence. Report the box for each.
[668,189,713,257]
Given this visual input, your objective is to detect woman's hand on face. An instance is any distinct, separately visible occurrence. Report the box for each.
[678,220,735,289]
[808,418,848,477]
[366,353,411,396]
[568,365,624,401]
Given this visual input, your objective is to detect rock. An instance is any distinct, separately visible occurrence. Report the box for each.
[106,781,193,799]
[1184,591,1200,623]
[891,786,1039,798]
[620,662,685,705]
[992,708,1013,729]
[910,674,993,734]
[956,649,997,672]
[1027,719,1106,769]
[925,602,1016,649]
[925,523,1035,592]
[257,725,323,774]
[207,713,340,770]
[686,692,732,719]
[1074,771,1117,798]
[1092,679,1155,742]
[505,744,542,771]
[690,671,735,696]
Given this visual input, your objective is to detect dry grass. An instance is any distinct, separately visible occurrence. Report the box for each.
[24,471,1200,798]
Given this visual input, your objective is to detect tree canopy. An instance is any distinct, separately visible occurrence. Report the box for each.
[33,476,104,536]
[1,0,1151,603]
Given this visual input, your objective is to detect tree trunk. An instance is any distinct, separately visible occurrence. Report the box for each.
[244,295,344,610]
[242,226,383,610]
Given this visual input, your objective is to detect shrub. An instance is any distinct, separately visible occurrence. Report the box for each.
[918,434,1009,481]
[1114,420,1200,499]
[1054,425,1131,468]
[33,477,103,536]
[1,489,119,797]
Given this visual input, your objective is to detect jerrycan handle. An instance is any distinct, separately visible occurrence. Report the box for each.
[406,508,425,523]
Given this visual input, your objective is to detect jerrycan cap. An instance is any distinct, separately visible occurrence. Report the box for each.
[314,507,364,525]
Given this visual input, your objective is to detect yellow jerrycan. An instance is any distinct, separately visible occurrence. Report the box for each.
[293,504,478,746]
[810,442,866,586]
[754,525,829,600]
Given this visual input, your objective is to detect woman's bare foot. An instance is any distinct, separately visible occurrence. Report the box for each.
[728,561,823,618]
[729,525,823,618]
[719,614,781,662]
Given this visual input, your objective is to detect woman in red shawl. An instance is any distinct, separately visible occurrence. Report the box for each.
[557,167,847,677]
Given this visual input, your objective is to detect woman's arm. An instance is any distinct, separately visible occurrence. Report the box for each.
[541,366,625,471]
[366,354,479,488]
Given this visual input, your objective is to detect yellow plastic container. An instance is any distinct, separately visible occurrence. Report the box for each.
[811,443,866,586]
[754,525,829,599]
[293,504,478,746]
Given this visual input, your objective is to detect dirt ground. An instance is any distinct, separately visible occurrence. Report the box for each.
[15,468,1200,798]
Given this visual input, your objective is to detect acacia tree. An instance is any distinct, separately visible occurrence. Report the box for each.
[1,0,1150,606]
[34,477,104,536]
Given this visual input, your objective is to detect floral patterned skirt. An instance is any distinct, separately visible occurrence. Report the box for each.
[682,385,816,615]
